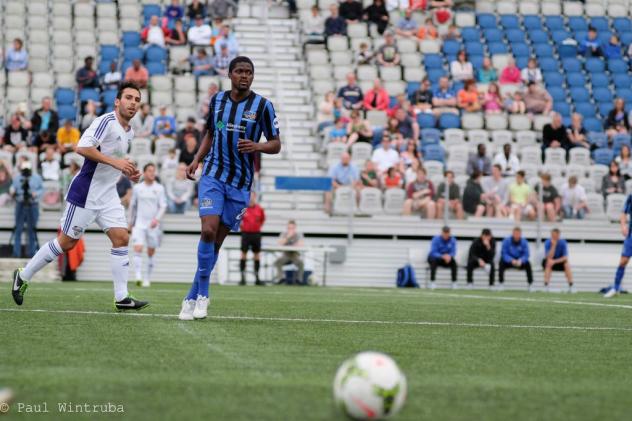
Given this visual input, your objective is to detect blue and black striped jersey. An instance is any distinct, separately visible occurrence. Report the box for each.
[624,194,632,238]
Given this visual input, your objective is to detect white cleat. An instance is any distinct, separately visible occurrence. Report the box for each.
[429,282,437,290]
[178,299,196,321]
[545,285,550,293]
[193,295,210,319]
[496,284,505,292]
[141,280,151,288]
[467,283,473,290]
[451,282,458,290]
[528,284,535,293]
[604,288,618,298]
[567,285,576,294]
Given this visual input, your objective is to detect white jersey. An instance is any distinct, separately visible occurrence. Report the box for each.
[66,112,133,209]
[129,181,167,229]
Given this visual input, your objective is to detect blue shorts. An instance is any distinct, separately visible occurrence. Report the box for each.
[198,176,250,232]
[622,237,632,258]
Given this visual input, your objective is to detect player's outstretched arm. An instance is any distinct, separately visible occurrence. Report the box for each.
[77,146,140,182]
[186,131,212,180]
[237,138,281,155]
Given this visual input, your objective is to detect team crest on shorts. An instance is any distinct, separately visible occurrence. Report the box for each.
[201,198,213,209]
[72,226,84,237]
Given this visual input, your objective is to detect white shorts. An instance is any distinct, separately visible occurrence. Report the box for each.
[60,202,127,239]
[131,226,162,249]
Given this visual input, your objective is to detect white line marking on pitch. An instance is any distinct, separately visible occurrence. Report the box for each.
[1,308,630,332]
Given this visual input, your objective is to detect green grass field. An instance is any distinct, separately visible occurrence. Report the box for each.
[1,282,631,421]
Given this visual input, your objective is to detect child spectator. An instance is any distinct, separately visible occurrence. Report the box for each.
[457,79,482,112]
[520,58,543,85]
[329,118,349,143]
[483,82,503,113]
[356,42,374,65]
[505,91,526,114]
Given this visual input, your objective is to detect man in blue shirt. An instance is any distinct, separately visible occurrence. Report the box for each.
[432,77,458,115]
[579,26,603,57]
[152,105,177,137]
[427,226,457,289]
[395,9,418,38]
[324,4,347,37]
[499,227,533,290]
[324,152,360,215]
[543,228,573,293]
[337,73,364,110]
[10,160,43,258]
[604,194,632,297]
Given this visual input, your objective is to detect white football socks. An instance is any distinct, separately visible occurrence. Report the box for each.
[22,238,64,281]
[111,247,129,301]
[134,252,143,281]
[146,256,155,284]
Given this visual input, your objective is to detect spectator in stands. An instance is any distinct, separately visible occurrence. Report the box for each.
[396,9,418,38]
[215,25,239,55]
[30,97,59,148]
[384,117,403,146]
[450,50,474,82]
[329,118,348,143]
[346,110,373,147]
[4,38,28,72]
[325,152,360,214]
[457,79,482,112]
[355,42,375,65]
[153,106,177,138]
[325,4,347,37]
[131,104,155,138]
[340,0,363,24]
[167,163,194,213]
[179,133,199,166]
[443,24,461,41]
[403,167,436,218]
[102,61,122,91]
[198,83,219,120]
[404,157,421,185]
[509,170,535,222]
[463,170,486,217]
[377,31,400,67]
[520,58,543,85]
[214,44,234,77]
[303,5,326,45]
[427,226,457,289]
[166,19,187,46]
[372,134,400,174]
[567,113,590,149]
[412,77,433,114]
[317,92,336,132]
[416,18,438,40]
[432,77,458,116]
[467,143,491,176]
[579,26,602,57]
[2,115,29,152]
[561,176,589,220]
[363,0,390,35]
[164,0,184,27]
[394,108,419,142]
[606,98,630,138]
[80,100,98,133]
[75,56,99,90]
[33,131,55,153]
[535,173,561,222]
[0,161,12,207]
[602,160,625,198]
[124,59,149,88]
[383,167,403,189]
[187,0,207,20]
[363,79,389,111]
[505,90,526,114]
[40,146,60,182]
[603,35,622,60]
[188,15,213,46]
[543,228,574,292]
[161,148,179,176]
[117,174,133,209]
[477,57,497,83]
[177,117,201,150]
[10,160,43,258]
[616,144,632,180]
[56,120,80,155]
[542,112,571,151]
[523,81,552,115]
[274,220,305,284]
[209,0,234,19]
[142,15,169,48]
[338,73,364,110]
[499,57,521,85]
[482,82,503,113]
[436,170,464,220]
[467,228,496,287]
[187,48,214,77]
[399,139,421,170]
[360,160,380,189]
[482,164,509,217]
[499,227,533,290]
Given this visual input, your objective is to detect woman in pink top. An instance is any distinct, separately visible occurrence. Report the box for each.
[483,82,503,113]
[499,57,521,84]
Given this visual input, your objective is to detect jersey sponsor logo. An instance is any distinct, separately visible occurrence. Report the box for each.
[243,110,257,121]
[235,207,247,221]
[72,226,84,237]
[273,117,279,129]
[200,198,213,209]
[226,123,246,133]
[216,121,225,129]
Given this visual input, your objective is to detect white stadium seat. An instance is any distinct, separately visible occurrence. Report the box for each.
[359,188,383,215]
[333,187,357,215]
[384,188,405,215]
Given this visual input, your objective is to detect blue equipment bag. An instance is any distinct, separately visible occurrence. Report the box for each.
[396,264,419,288]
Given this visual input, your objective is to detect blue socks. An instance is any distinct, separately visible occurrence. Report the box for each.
[185,270,200,301]
[185,241,221,300]
[614,266,626,291]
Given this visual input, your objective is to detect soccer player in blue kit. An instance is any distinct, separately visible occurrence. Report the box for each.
[179,56,281,320]
[604,194,632,298]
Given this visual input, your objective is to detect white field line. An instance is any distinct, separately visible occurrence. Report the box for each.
[1,308,631,332]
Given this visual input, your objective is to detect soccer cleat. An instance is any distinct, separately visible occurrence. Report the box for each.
[528,284,534,293]
[604,288,618,298]
[239,278,246,286]
[178,299,196,321]
[255,280,266,286]
[11,268,28,306]
[114,296,149,311]
[496,284,505,292]
[466,283,473,290]
[193,295,209,319]
[141,280,150,288]
[545,284,550,293]
[451,282,458,290]
[567,285,576,294]
[429,282,436,290]
[135,279,142,287]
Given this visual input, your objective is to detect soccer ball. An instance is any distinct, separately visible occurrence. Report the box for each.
[333,351,407,420]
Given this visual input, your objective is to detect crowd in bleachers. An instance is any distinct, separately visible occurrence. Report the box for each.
[0,0,245,214]
[304,0,632,219]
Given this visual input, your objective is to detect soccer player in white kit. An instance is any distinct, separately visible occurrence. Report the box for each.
[11,82,149,311]
[129,163,167,288]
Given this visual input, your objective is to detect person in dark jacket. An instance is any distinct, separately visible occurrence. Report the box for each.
[427,226,457,289]
[605,98,630,139]
[462,171,486,216]
[467,228,496,287]
[466,143,491,176]
[339,0,363,24]
[325,4,347,37]
[30,97,59,147]
[363,0,389,35]
[542,112,571,152]
[499,227,533,290]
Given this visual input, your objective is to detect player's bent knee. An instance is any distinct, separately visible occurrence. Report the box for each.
[57,235,79,252]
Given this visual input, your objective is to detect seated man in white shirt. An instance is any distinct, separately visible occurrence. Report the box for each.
[493,143,521,176]
[371,134,400,175]
[187,15,212,46]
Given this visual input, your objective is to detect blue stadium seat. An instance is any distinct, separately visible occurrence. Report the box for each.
[539,58,559,72]
[442,39,462,56]
[506,29,526,44]
[590,73,610,88]
[123,47,143,61]
[371,128,384,147]
[593,88,614,104]
[122,32,141,48]
[438,114,460,130]
[621,32,632,47]
[477,13,497,29]
[613,18,632,34]
[488,42,508,55]
[469,55,484,70]
[461,27,481,42]
[616,88,632,104]
[570,87,590,103]
[426,68,446,83]
[102,89,117,108]
[588,132,608,148]
[453,81,464,92]
[598,102,612,117]
[98,60,113,75]
[420,128,441,144]
[79,88,100,103]
[553,102,571,117]
[562,58,582,73]
[529,30,549,44]
[590,17,610,32]
[55,88,75,105]
[544,16,565,31]
[146,62,166,75]
[613,74,632,89]
[558,44,578,58]
[574,31,588,43]
[612,134,632,155]
[523,15,542,31]
[552,30,572,45]
[585,58,605,73]
[566,73,586,88]
[585,117,604,133]
[58,105,77,122]
[608,59,628,74]
[548,87,566,102]
[406,82,420,100]
[483,29,503,43]
[593,148,615,166]
[575,102,596,119]
[598,31,613,46]
[423,144,445,162]
[500,15,520,29]
[568,16,588,32]
[424,54,443,69]
[417,113,436,129]
[143,4,162,21]
[515,56,529,69]
[121,60,132,74]
[464,42,484,56]
[534,44,554,58]
[543,72,565,87]
[511,43,530,57]
[100,45,120,62]
[145,45,167,62]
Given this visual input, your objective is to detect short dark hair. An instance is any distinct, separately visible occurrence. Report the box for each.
[288,219,296,226]
[516,170,526,178]
[143,163,155,172]
[229,56,254,74]
[117,81,141,100]
[513,226,522,233]
[551,228,560,234]
[441,226,451,233]
[481,228,492,237]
